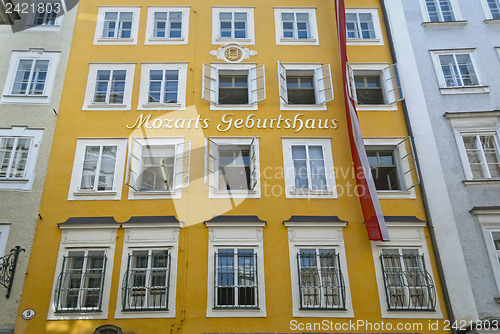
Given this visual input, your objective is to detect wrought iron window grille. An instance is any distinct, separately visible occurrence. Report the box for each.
[122,250,171,311]
[54,252,107,313]
[297,250,346,310]
[0,246,25,298]
[380,253,437,311]
[214,249,259,309]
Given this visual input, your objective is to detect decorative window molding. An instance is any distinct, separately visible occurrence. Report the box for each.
[205,217,266,317]
[345,8,383,45]
[212,7,255,45]
[202,62,265,110]
[137,63,187,110]
[205,137,260,199]
[277,62,333,111]
[371,220,442,319]
[67,138,127,201]
[418,0,462,23]
[0,224,10,258]
[1,50,60,104]
[94,6,141,45]
[0,126,43,191]
[115,220,182,319]
[48,221,119,320]
[83,63,135,110]
[284,217,354,318]
[480,0,500,20]
[274,8,319,45]
[125,137,191,200]
[25,0,66,32]
[145,6,190,45]
[281,138,337,199]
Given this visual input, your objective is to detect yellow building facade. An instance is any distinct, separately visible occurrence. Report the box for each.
[15,0,452,333]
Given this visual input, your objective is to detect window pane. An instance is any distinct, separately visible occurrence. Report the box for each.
[94,70,110,103]
[141,145,175,191]
[10,138,31,178]
[29,60,49,95]
[455,54,478,86]
[97,146,116,191]
[81,146,100,190]
[487,0,500,19]
[109,70,126,104]
[103,12,118,37]
[118,12,133,38]
[0,138,15,178]
[12,60,34,95]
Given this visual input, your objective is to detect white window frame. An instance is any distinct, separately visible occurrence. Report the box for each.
[115,221,182,319]
[1,50,60,104]
[67,138,127,201]
[205,220,266,317]
[83,63,135,110]
[274,8,319,45]
[94,6,140,45]
[137,63,187,110]
[284,220,353,317]
[418,0,463,23]
[0,224,10,258]
[480,0,500,20]
[0,126,43,191]
[126,137,190,200]
[205,137,260,199]
[25,0,66,32]
[277,62,333,111]
[345,8,384,45]
[429,49,489,95]
[474,209,500,295]
[202,62,266,111]
[48,223,118,320]
[371,221,442,319]
[145,6,190,45]
[282,138,337,199]
[212,7,255,45]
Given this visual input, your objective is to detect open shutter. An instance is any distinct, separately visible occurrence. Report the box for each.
[346,63,357,103]
[172,140,191,190]
[204,138,218,190]
[125,138,142,191]
[249,136,258,190]
[397,136,420,191]
[277,60,288,104]
[315,64,334,104]
[382,63,403,104]
[249,64,266,104]
[202,63,218,104]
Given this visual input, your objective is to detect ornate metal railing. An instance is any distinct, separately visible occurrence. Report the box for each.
[0,246,25,298]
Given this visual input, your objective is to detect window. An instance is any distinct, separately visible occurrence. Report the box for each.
[278,62,333,110]
[367,150,401,190]
[49,221,118,320]
[423,0,456,22]
[282,138,336,199]
[481,0,500,20]
[83,63,135,110]
[68,139,127,200]
[26,0,65,31]
[138,63,187,110]
[345,8,383,45]
[2,50,60,104]
[202,63,265,110]
[205,217,266,317]
[274,8,319,45]
[205,137,260,198]
[145,7,189,44]
[475,208,500,295]
[94,7,140,45]
[126,137,191,199]
[0,127,43,191]
[460,133,500,179]
[347,63,402,110]
[0,224,10,259]
[212,7,255,45]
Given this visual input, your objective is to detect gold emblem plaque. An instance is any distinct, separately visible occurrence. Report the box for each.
[224,47,243,62]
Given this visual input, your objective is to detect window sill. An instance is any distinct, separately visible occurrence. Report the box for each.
[47,311,108,320]
[210,103,258,111]
[346,38,383,46]
[280,38,316,43]
[3,94,49,98]
[377,190,415,199]
[128,189,181,200]
[281,103,327,111]
[286,189,337,199]
[209,189,260,199]
[86,103,128,109]
[439,86,489,95]
[73,190,117,196]
[356,104,397,111]
[422,20,467,27]
[214,37,254,45]
[140,102,182,109]
[0,178,29,183]
[149,37,185,41]
[97,37,134,42]
[115,309,175,319]
[484,19,500,24]
[207,307,266,318]
[463,179,500,186]
[381,309,441,319]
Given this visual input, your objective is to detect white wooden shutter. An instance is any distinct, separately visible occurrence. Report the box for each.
[125,138,142,191]
[277,60,288,104]
[205,138,218,190]
[397,136,420,191]
[202,63,218,104]
[346,63,357,103]
[382,63,403,104]
[249,64,266,104]
[315,64,334,104]
[249,136,258,191]
[172,140,191,190]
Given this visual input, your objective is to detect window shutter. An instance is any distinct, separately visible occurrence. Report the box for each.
[77,145,87,191]
[172,140,191,190]
[202,63,218,104]
[346,63,357,103]
[382,63,403,104]
[277,60,288,104]
[397,136,420,191]
[249,136,258,190]
[249,64,266,104]
[315,64,334,104]
[205,138,218,190]
[125,138,142,191]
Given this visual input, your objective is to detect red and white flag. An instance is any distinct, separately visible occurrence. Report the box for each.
[335,0,389,241]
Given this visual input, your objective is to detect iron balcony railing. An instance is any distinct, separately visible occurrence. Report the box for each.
[0,246,25,298]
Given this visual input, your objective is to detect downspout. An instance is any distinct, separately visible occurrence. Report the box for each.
[380,1,456,331]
